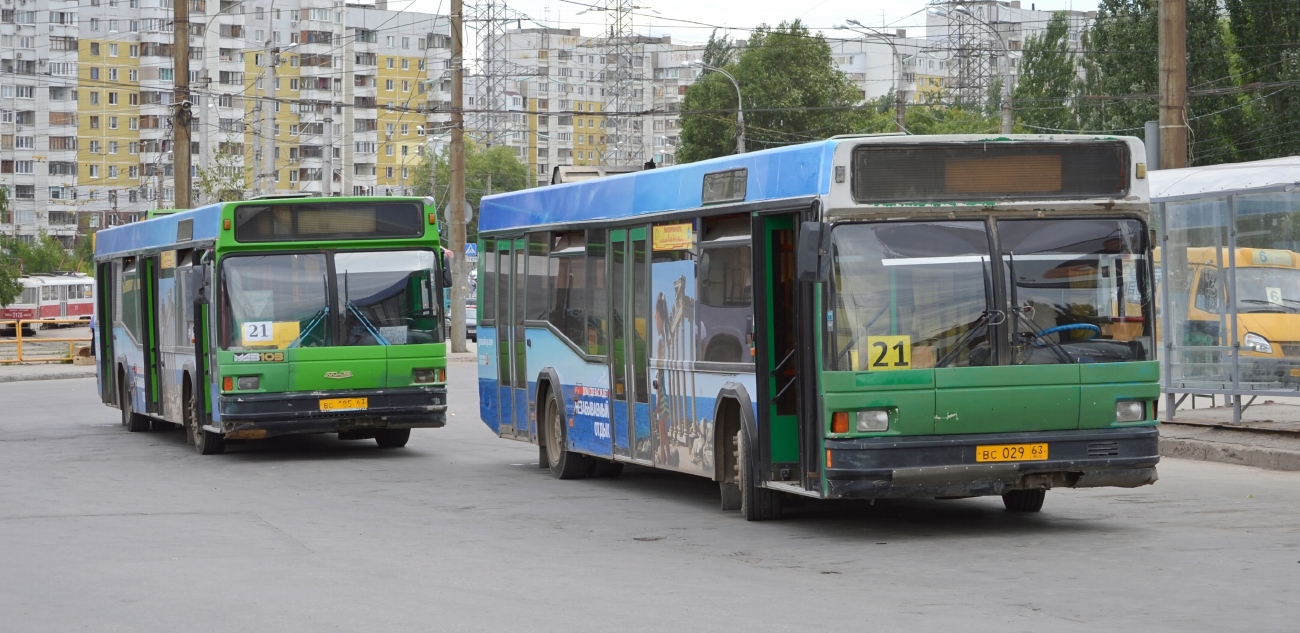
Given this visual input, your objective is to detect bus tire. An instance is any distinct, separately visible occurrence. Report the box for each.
[543,389,589,480]
[187,383,225,456]
[1002,489,1046,512]
[588,459,624,478]
[120,374,150,433]
[738,426,781,521]
[374,428,411,449]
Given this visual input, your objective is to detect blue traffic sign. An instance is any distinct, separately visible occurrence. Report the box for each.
[465,243,478,259]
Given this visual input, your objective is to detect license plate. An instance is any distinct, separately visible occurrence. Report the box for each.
[1290,369,1300,378]
[975,443,1048,463]
[320,397,368,412]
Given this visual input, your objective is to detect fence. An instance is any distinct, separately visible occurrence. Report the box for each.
[0,319,94,364]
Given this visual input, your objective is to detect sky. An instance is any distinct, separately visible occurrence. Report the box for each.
[398,0,1096,45]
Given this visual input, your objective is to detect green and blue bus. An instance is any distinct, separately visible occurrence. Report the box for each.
[476,134,1160,519]
[94,197,452,454]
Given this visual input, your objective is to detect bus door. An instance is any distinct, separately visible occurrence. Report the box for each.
[629,229,652,462]
[57,283,68,319]
[608,230,634,458]
[142,255,163,415]
[753,213,810,489]
[495,239,527,438]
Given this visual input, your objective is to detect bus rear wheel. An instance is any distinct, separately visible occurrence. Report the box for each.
[187,381,225,455]
[544,389,589,479]
[375,428,411,449]
[737,426,782,521]
[1002,489,1046,512]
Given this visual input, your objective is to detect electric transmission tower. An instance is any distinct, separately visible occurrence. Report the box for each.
[601,0,645,166]
[945,1,996,109]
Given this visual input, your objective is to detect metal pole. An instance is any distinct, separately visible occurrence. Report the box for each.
[261,5,278,195]
[1227,195,1241,423]
[174,0,192,208]
[448,0,468,353]
[1000,65,1013,135]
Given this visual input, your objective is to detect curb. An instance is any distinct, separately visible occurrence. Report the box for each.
[0,369,98,383]
[1160,434,1300,472]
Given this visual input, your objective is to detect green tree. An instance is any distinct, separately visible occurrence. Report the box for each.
[1013,12,1080,132]
[678,20,889,162]
[903,105,1001,135]
[700,28,735,69]
[0,186,20,306]
[1226,0,1300,160]
[0,233,81,274]
[1078,0,1243,165]
[412,141,530,244]
[195,137,250,204]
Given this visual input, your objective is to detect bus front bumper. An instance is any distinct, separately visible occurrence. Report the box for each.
[216,386,448,439]
[822,426,1159,500]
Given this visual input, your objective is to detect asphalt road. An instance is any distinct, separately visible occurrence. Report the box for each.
[2,362,1298,632]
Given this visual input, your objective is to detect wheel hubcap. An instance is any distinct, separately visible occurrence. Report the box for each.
[546,398,562,467]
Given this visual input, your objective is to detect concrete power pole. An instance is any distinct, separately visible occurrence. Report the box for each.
[323,111,333,196]
[174,0,192,208]
[1158,0,1188,169]
[448,0,468,353]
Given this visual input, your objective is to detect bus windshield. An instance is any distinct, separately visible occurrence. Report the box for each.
[830,218,1152,370]
[221,250,442,350]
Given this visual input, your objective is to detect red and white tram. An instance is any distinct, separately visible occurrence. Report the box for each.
[0,273,94,332]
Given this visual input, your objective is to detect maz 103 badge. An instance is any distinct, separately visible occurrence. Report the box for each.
[572,385,612,439]
[233,352,286,363]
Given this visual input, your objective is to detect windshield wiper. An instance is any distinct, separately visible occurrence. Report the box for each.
[935,311,994,368]
[1007,251,1073,364]
[288,306,328,348]
[1238,299,1297,313]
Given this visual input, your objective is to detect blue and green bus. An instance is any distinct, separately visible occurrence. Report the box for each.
[94,197,452,454]
[477,135,1160,520]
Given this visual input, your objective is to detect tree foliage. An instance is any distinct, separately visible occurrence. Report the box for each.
[1013,12,1080,132]
[0,187,19,306]
[678,20,890,162]
[1226,0,1300,160]
[1076,0,1242,165]
[412,140,530,244]
[195,138,251,204]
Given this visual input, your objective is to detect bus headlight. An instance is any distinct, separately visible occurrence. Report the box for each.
[413,368,444,384]
[1116,400,1145,423]
[856,410,890,432]
[1243,333,1274,354]
[236,376,259,390]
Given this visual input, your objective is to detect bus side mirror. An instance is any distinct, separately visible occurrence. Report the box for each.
[441,253,453,287]
[796,222,831,282]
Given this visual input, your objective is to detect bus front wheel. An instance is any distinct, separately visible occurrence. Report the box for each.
[375,428,411,448]
[187,380,225,455]
[737,427,782,521]
[543,389,589,479]
[1002,489,1046,512]
[120,374,150,433]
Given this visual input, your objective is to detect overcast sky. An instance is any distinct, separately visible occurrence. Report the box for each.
[397,0,1095,45]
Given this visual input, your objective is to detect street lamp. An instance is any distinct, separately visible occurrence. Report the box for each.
[840,19,907,132]
[683,60,745,154]
[952,5,1014,134]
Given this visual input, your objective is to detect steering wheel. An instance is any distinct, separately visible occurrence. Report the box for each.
[1032,323,1101,346]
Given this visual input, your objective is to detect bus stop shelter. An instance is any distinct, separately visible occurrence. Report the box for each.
[1151,156,1300,422]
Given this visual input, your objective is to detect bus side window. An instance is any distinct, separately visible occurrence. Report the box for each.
[1195,268,1222,313]
[120,259,142,343]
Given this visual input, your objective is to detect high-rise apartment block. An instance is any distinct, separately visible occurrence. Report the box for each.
[0,0,1094,244]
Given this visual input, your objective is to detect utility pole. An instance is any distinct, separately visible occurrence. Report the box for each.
[173,0,192,208]
[895,88,906,133]
[323,110,333,196]
[261,46,277,195]
[1159,0,1188,169]
[448,0,468,353]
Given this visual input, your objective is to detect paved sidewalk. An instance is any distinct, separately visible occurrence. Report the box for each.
[0,362,97,383]
[1160,400,1300,471]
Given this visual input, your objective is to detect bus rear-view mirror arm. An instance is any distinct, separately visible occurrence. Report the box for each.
[796,222,831,282]
[441,253,452,287]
